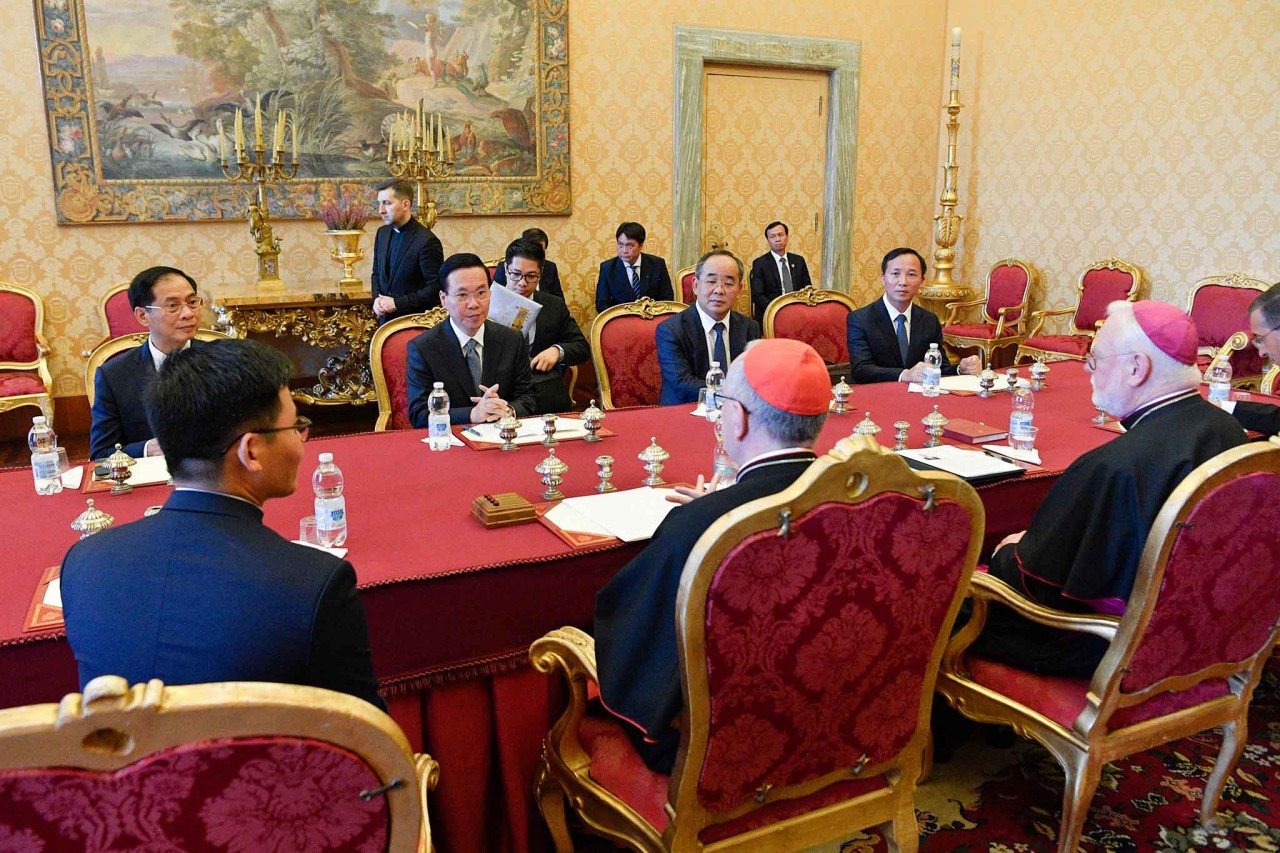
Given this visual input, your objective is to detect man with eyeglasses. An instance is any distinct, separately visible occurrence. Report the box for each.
[655,249,761,405]
[90,266,209,460]
[63,339,385,709]
[1216,282,1280,436]
[492,227,564,299]
[497,238,589,414]
[406,253,537,426]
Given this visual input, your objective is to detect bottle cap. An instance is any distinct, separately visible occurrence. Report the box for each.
[32,416,46,424]
[433,381,444,389]
[710,361,720,368]
[318,452,334,463]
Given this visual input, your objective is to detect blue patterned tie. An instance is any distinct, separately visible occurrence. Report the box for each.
[628,264,641,299]
[895,314,909,365]
[712,322,727,368]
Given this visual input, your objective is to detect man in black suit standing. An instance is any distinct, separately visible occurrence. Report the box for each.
[63,339,385,710]
[749,220,814,321]
[371,178,444,324]
[90,266,208,460]
[846,247,980,384]
[498,238,589,414]
[406,253,537,426]
[655,250,761,405]
[594,221,674,312]
[493,227,564,299]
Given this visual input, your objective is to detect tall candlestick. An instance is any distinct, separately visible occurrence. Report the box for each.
[254,93,263,148]
[950,27,961,93]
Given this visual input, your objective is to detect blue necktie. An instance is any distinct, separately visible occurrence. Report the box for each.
[712,322,727,368]
[628,264,641,299]
[895,314,909,365]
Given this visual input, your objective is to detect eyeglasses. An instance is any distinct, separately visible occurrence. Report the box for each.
[447,289,491,304]
[505,268,541,284]
[219,416,312,455]
[144,297,205,315]
[1085,350,1137,370]
[1252,322,1280,349]
[717,394,752,416]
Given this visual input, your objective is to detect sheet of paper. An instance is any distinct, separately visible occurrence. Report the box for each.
[291,541,349,558]
[43,576,61,609]
[463,416,588,445]
[907,384,951,395]
[980,444,1042,465]
[420,434,466,447]
[897,445,1023,479]
[542,501,613,537]
[62,466,84,489]
[559,487,681,542]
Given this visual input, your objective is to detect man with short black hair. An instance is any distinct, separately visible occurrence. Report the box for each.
[371,178,444,323]
[406,252,537,425]
[749,220,813,321]
[90,265,207,460]
[493,227,564,299]
[1219,282,1280,436]
[594,221,674,312]
[63,339,385,709]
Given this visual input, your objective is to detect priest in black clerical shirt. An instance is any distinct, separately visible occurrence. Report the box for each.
[370,178,444,324]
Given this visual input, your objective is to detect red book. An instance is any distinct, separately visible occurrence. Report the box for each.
[942,418,1007,444]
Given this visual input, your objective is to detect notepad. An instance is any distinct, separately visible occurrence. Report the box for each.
[556,487,681,542]
[897,445,1025,484]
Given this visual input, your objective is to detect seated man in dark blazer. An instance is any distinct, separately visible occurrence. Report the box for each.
[493,227,564,300]
[846,247,980,384]
[406,253,538,426]
[594,221,674,312]
[62,339,385,710]
[497,238,589,413]
[749,220,814,321]
[371,178,445,324]
[656,250,761,405]
[90,265,208,460]
[1221,281,1280,435]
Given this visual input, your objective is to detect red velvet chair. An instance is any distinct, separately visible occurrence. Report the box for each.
[485,258,502,283]
[531,435,985,851]
[0,675,439,852]
[763,285,860,371]
[370,308,450,431]
[677,266,697,305]
[937,440,1280,853]
[942,259,1034,366]
[1016,258,1141,363]
[98,283,148,337]
[0,282,55,426]
[1187,273,1270,389]
[589,297,685,409]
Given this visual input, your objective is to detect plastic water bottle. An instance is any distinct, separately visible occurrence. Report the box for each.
[312,453,348,547]
[705,361,725,412]
[1010,382,1035,441]
[1206,356,1233,405]
[427,382,451,451]
[921,344,942,397]
[711,418,738,487]
[28,416,62,496]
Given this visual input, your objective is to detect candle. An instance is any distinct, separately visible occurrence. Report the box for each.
[950,27,961,93]
[291,116,298,164]
[436,114,443,153]
[254,93,263,148]
[276,109,285,153]
[446,126,453,161]
[216,119,226,165]
[234,109,244,159]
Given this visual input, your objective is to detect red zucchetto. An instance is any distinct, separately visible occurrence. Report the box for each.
[738,338,831,415]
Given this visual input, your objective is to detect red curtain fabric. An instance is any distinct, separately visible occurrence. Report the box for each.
[771,301,851,364]
[0,291,39,363]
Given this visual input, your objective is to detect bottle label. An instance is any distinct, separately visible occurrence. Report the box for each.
[429,418,449,437]
[1208,382,1230,403]
[32,456,60,480]
[315,498,346,530]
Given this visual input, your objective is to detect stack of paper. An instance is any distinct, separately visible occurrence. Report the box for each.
[543,486,680,542]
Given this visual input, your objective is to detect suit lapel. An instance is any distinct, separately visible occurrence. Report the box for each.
[908,305,929,365]
[685,309,710,378]
[390,220,420,282]
[872,302,903,367]
[480,321,503,388]
[728,311,752,357]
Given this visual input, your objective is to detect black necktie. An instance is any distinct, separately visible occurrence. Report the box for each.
[895,314,909,364]
[712,322,727,368]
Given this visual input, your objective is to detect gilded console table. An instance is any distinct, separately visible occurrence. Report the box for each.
[211,285,377,405]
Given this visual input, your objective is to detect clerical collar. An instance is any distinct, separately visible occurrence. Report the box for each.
[1120,388,1200,430]
[735,448,817,482]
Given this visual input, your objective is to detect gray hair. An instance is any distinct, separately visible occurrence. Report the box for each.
[722,342,827,446]
[1103,301,1202,386]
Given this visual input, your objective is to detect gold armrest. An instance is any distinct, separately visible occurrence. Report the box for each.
[35,333,52,357]
[1025,306,1075,338]
[413,753,441,853]
[530,627,598,772]
[991,303,1027,337]
[970,572,1121,640]
[943,297,986,326]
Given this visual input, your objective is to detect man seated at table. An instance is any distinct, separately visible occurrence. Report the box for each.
[493,227,564,299]
[594,221,674,312]
[63,339,385,709]
[655,249,761,406]
[89,266,207,461]
[971,300,1247,677]
[846,247,980,384]
[1219,281,1280,435]
[595,338,830,773]
[406,252,537,426]
[498,238,589,414]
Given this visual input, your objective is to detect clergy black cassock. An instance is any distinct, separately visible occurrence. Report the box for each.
[594,449,817,774]
[972,391,1246,677]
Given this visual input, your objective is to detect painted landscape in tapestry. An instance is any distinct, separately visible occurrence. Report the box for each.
[82,0,541,181]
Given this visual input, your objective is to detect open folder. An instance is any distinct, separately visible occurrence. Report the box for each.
[896,445,1025,485]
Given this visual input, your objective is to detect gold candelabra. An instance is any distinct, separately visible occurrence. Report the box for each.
[387,99,454,229]
[218,95,300,293]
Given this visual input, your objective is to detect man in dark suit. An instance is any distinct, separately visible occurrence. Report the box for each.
[846,247,980,384]
[406,253,537,426]
[595,338,831,773]
[492,227,564,300]
[1216,282,1280,435]
[594,221,674,312]
[656,250,761,406]
[63,339,384,710]
[498,238,589,414]
[749,220,814,321]
[371,178,445,324]
[90,266,207,460]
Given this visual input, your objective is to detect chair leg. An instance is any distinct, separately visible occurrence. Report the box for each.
[1201,715,1247,828]
[1056,752,1101,853]
[885,796,920,853]
[535,760,575,853]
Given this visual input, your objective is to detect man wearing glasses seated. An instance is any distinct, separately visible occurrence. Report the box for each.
[498,238,589,414]
[63,339,385,709]
[1216,282,1280,436]
[89,266,209,461]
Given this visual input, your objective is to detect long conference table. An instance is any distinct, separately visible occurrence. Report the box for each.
[0,364,1127,852]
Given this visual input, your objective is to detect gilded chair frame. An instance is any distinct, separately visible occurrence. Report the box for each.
[1015,257,1141,364]
[0,675,439,852]
[936,441,1280,853]
[589,297,686,410]
[531,437,985,852]
[369,308,449,431]
[0,281,55,424]
[761,285,860,339]
[1187,273,1270,388]
[1261,365,1278,396]
[84,329,232,408]
[942,259,1034,366]
[1201,331,1260,390]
